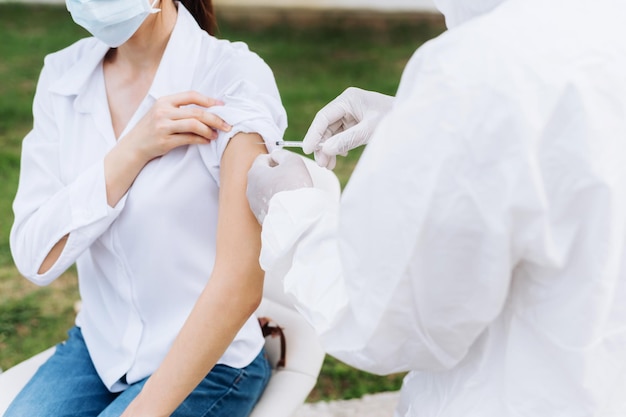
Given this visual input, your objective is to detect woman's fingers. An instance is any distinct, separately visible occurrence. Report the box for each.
[166,90,224,109]
[169,132,216,148]
[128,91,232,159]
[168,118,219,140]
[200,110,232,133]
[168,106,232,133]
[158,93,232,134]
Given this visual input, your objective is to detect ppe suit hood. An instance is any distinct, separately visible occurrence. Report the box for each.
[434,0,509,28]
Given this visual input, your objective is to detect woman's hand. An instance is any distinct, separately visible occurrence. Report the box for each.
[104,91,231,207]
[118,399,151,417]
[119,394,166,417]
[122,90,232,164]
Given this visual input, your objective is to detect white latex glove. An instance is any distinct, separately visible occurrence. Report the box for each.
[302,87,394,169]
[247,149,314,224]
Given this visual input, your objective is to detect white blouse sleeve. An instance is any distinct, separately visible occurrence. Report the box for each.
[197,49,288,184]
[10,60,125,285]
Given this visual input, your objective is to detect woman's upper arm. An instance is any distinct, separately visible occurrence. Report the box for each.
[212,132,267,290]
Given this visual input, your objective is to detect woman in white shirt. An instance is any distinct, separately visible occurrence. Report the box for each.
[6,0,287,416]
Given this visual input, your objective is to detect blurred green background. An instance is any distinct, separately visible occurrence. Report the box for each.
[0,3,444,401]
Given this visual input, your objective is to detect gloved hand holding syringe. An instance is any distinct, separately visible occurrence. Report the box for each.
[263,88,395,168]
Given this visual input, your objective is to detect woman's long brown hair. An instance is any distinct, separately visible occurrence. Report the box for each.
[179,0,217,35]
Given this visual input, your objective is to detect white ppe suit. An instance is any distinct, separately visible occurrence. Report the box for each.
[259,0,626,415]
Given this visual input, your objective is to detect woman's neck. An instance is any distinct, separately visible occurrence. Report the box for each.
[107,0,178,71]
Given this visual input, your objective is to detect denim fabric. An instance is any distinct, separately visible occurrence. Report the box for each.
[5,326,271,417]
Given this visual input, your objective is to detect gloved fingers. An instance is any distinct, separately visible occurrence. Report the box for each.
[246,172,270,225]
[327,154,337,170]
[303,100,351,154]
[281,153,315,188]
[249,153,276,173]
[247,156,270,199]
[318,98,354,129]
[314,149,336,170]
[303,114,332,154]
[321,124,367,155]
[268,148,302,166]
[326,119,345,138]
[312,120,344,151]
[261,149,314,186]
[246,151,315,225]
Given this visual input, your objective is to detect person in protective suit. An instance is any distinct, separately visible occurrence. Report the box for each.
[247,0,626,415]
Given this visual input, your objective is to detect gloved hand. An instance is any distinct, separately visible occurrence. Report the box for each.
[303,87,394,169]
[247,149,314,224]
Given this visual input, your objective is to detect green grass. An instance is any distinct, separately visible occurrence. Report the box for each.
[0,3,445,401]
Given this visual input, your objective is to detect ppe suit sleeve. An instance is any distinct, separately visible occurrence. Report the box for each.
[260,187,350,333]
[10,60,125,285]
[261,55,534,374]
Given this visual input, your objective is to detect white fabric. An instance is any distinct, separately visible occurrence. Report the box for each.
[433,0,506,28]
[260,0,626,415]
[10,4,286,392]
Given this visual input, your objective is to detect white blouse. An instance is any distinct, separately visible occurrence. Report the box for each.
[10,4,287,392]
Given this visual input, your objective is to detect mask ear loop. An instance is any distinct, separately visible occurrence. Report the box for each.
[150,0,161,13]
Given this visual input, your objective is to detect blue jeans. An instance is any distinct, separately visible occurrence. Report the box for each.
[5,326,271,417]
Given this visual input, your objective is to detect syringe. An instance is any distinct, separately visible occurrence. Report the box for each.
[275,140,305,148]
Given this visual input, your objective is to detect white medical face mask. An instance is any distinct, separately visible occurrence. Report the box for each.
[433,0,507,28]
[66,0,161,48]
